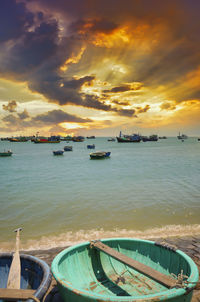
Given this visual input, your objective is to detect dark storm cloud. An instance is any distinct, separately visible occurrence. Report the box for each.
[69,18,118,35]
[2,100,17,112]
[0,0,200,116]
[0,0,34,42]
[115,108,136,117]
[103,85,131,93]
[32,109,92,124]
[112,100,130,106]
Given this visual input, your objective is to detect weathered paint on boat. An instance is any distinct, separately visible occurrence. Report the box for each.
[51,238,199,302]
[0,253,51,302]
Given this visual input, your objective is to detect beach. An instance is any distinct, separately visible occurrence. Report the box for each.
[22,234,200,302]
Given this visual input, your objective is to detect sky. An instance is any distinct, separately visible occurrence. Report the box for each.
[0,0,200,137]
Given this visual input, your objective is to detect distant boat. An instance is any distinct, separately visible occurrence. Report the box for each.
[64,146,73,151]
[142,135,158,142]
[51,238,199,302]
[116,131,141,143]
[34,137,60,143]
[9,137,28,142]
[90,151,111,159]
[107,137,116,141]
[87,144,95,149]
[158,136,167,139]
[72,136,85,142]
[53,150,64,155]
[177,132,188,140]
[0,150,12,157]
[86,136,95,139]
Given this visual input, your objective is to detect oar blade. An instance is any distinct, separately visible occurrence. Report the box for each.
[7,252,21,289]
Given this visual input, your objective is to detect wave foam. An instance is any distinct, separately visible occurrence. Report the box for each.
[1,224,200,252]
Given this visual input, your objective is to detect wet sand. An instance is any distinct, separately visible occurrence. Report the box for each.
[23,235,200,302]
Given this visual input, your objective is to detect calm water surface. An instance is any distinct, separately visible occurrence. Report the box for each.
[0,137,200,250]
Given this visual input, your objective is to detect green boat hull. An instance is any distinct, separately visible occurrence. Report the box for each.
[51,238,199,302]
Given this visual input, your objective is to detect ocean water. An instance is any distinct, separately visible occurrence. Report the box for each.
[0,137,200,251]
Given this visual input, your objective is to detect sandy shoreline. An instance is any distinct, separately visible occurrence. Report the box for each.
[20,235,200,302]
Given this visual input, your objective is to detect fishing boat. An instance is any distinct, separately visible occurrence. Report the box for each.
[53,150,64,155]
[142,134,158,142]
[177,132,188,140]
[0,253,52,301]
[51,238,199,302]
[116,131,141,143]
[90,151,110,159]
[64,146,73,151]
[0,150,13,157]
[87,144,95,149]
[34,136,60,143]
[72,136,85,142]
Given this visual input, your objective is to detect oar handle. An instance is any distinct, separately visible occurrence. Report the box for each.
[14,228,22,252]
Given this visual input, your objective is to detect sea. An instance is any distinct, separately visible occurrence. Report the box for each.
[0,137,200,252]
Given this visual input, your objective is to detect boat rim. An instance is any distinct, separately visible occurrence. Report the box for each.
[51,237,199,301]
[0,253,52,301]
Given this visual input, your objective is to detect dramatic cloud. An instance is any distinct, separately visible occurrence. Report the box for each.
[136,105,150,113]
[32,109,92,124]
[0,0,200,135]
[2,100,17,112]
[160,102,176,111]
[18,109,30,119]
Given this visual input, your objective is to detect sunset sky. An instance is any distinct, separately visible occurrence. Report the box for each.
[0,0,200,137]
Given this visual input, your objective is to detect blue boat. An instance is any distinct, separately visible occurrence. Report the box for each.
[87,144,95,149]
[0,253,51,302]
[53,150,64,155]
[64,146,73,151]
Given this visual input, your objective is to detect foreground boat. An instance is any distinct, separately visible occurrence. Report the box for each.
[0,253,51,301]
[0,150,12,157]
[90,151,110,159]
[51,238,199,302]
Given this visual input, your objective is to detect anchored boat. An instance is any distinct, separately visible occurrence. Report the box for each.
[0,253,51,302]
[87,144,95,149]
[53,150,64,155]
[51,238,199,302]
[116,131,141,143]
[0,150,12,157]
[64,146,73,151]
[90,151,110,159]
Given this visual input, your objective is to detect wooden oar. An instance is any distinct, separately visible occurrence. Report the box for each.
[90,240,177,288]
[7,228,22,289]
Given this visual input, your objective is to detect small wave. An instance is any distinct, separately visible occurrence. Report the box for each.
[1,224,200,252]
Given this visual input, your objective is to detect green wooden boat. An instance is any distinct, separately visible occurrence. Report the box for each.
[0,150,12,157]
[51,238,199,302]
